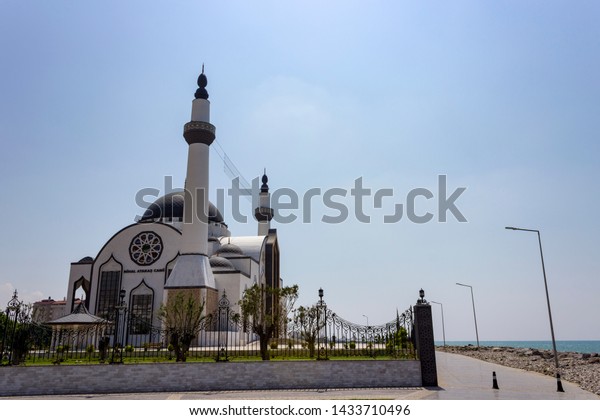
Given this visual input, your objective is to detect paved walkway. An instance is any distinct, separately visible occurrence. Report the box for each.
[1,352,597,400]
[421,351,598,400]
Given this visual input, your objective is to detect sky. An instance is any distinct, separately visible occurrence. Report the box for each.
[0,0,599,341]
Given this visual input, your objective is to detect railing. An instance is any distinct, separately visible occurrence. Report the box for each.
[1,291,415,365]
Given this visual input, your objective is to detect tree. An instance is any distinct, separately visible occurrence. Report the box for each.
[157,290,206,362]
[239,283,298,360]
[293,305,326,358]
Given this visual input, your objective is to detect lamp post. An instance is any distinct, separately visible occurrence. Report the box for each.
[362,314,369,327]
[110,289,127,364]
[505,226,564,392]
[316,288,328,360]
[456,283,479,348]
[431,301,446,347]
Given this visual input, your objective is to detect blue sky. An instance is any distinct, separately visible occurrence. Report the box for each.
[1,1,599,340]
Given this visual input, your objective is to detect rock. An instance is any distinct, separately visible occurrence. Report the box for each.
[492,347,503,352]
[575,353,591,359]
[542,352,554,360]
[559,353,571,359]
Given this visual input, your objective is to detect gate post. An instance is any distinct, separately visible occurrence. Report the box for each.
[413,289,438,387]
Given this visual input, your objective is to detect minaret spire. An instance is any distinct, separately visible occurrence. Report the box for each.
[255,169,274,236]
[195,65,209,100]
[165,69,217,296]
[261,168,269,193]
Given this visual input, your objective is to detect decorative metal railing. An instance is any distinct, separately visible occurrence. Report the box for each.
[1,290,415,365]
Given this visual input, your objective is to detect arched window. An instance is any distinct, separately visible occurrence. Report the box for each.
[129,280,154,335]
[97,256,122,319]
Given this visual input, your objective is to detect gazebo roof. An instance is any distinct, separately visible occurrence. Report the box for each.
[47,302,108,325]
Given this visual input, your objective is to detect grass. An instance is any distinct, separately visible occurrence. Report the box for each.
[15,351,415,366]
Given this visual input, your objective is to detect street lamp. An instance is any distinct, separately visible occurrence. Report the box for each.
[110,289,127,364]
[431,301,446,347]
[362,314,369,327]
[456,283,479,348]
[316,288,328,360]
[505,226,564,392]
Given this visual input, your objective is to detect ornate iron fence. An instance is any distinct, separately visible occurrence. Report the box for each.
[1,290,415,365]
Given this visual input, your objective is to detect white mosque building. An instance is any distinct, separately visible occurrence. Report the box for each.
[59,70,281,345]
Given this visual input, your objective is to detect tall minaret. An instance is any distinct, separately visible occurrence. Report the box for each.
[254,170,274,236]
[164,68,217,309]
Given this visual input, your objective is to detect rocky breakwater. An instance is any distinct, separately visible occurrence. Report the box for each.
[438,345,600,396]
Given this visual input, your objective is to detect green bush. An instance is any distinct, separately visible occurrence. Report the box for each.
[56,344,69,353]
[349,341,356,350]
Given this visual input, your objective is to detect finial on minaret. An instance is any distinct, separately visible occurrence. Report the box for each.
[261,169,269,193]
[195,65,209,100]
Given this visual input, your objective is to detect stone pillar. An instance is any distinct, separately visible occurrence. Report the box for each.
[413,296,438,387]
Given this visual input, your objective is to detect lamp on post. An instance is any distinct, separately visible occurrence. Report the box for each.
[110,289,127,364]
[418,288,427,304]
[316,288,328,360]
[456,283,479,348]
[505,226,564,392]
[431,301,446,347]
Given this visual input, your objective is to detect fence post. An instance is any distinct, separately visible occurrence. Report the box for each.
[413,289,438,387]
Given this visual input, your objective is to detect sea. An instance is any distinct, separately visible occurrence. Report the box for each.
[436,340,600,354]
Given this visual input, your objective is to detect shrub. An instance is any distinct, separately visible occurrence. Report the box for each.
[56,344,69,353]
[349,341,356,349]
[125,345,134,353]
[270,342,278,350]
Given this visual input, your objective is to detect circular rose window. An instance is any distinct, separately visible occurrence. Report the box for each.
[129,231,163,266]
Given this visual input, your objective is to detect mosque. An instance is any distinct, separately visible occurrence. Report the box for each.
[57,70,281,345]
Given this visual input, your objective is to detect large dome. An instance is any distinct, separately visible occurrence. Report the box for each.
[139,191,224,224]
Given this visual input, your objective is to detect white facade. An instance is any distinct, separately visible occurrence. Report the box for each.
[61,71,281,346]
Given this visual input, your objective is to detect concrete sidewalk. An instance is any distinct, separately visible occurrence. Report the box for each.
[1,352,598,400]
[421,351,599,400]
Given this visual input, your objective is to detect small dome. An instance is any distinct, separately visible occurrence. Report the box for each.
[139,191,224,224]
[78,256,94,263]
[209,256,235,271]
[215,243,244,256]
